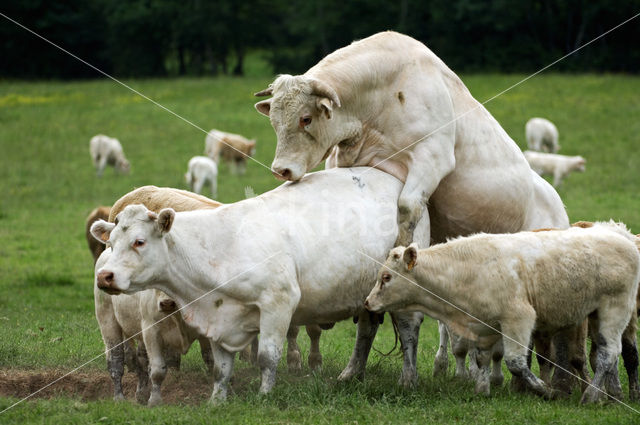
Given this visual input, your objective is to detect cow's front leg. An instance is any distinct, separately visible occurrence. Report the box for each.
[433,321,450,377]
[209,340,235,404]
[338,311,380,382]
[143,330,167,407]
[257,317,291,394]
[394,311,423,387]
[395,138,455,246]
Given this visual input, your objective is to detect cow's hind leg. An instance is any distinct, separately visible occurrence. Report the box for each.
[306,325,323,370]
[286,326,302,372]
[433,321,450,377]
[209,340,235,404]
[338,311,380,382]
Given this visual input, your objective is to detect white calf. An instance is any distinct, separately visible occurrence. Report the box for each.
[526,117,560,153]
[524,150,586,187]
[90,134,130,177]
[185,156,218,197]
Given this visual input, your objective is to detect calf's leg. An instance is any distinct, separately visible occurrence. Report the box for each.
[433,321,450,377]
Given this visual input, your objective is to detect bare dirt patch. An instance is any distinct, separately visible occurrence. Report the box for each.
[0,368,218,405]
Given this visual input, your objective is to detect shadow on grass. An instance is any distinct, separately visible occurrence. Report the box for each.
[23,272,75,287]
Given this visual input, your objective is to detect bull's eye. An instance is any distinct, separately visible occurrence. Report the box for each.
[299,115,312,128]
[381,272,392,284]
[133,239,146,248]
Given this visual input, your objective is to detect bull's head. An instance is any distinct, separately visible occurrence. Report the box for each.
[90,204,175,294]
[255,74,358,182]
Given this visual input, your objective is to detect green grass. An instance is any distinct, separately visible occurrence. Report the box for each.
[1,73,640,424]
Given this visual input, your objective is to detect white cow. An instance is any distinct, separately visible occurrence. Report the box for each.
[185,156,218,197]
[95,249,213,406]
[526,117,560,153]
[90,167,427,403]
[254,30,569,387]
[365,222,640,403]
[524,151,586,188]
[90,134,130,177]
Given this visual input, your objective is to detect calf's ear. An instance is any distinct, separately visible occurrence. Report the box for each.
[255,100,271,117]
[156,208,175,234]
[403,245,417,271]
[90,220,116,244]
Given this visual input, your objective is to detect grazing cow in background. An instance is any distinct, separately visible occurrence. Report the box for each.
[185,156,218,197]
[254,30,569,389]
[90,167,427,403]
[365,222,640,403]
[524,151,586,188]
[526,117,560,153]
[205,128,256,175]
[86,206,111,264]
[90,134,130,177]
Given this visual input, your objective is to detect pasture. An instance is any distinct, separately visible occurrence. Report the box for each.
[0,72,639,424]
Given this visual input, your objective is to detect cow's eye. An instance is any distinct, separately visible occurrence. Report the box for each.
[381,272,392,284]
[133,239,146,248]
[299,115,312,128]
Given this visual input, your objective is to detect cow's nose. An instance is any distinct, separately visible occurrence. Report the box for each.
[272,167,292,181]
[159,299,177,312]
[97,270,114,289]
[363,299,370,309]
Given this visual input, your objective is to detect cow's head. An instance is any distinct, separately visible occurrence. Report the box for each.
[255,74,355,182]
[90,204,175,295]
[364,245,418,313]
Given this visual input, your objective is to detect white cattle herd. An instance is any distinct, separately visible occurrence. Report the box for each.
[82,31,631,407]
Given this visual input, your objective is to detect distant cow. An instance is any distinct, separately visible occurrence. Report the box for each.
[526,118,560,153]
[365,222,640,403]
[86,206,111,263]
[185,156,218,196]
[90,134,130,177]
[205,129,256,175]
[524,151,586,187]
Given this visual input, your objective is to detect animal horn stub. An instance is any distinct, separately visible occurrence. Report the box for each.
[254,88,273,97]
[309,78,341,108]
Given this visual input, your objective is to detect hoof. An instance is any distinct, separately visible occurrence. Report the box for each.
[581,388,606,404]
[510,376,528,394]
[308,353,323,371]
[490,374,504,387]
[147,395,162,407]
[337,368,364,382]
[113,393,125,402]
[287,352,302,373]
[398,373,418,389]
[630,389,640,402]
[432,357,449,377]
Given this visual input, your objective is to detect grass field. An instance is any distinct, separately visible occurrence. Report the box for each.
[1,72,640,424]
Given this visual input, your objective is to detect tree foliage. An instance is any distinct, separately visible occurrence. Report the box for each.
[1,0,638,79]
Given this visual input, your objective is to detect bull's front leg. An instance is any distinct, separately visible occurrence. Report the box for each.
[209,340,235,404]
[395,138,455,246]
[338,311,380,382]
[394,311,424,388]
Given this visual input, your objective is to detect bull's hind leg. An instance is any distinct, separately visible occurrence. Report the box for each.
[395,311,424,388]
[338,311,380,382]
[286,326,302,372]
[306,325,323,370]
[433,321,450,377]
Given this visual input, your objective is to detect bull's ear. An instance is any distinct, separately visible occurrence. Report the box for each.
[255,100,271,117]
[157,208,175,234]
[317,97,333,119]
[403,245,418,271]
[90,220,116,245]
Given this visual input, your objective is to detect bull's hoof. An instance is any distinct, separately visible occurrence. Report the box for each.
[432,356,449,377]
[147,394,162,407]
[398,372,418,389]
[113,393,125,402]
[581,387,606,404]
[308,353,323,370]
[509,376,527,394]
[474,381,491,396]
[630,388,640,402]
[337,367,364,382]
[453,369,470,381]
[287,351,302,373]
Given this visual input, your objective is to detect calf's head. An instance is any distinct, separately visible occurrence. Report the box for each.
[255,74,344,181]
[365,245,418,313]
[90,204,175,294]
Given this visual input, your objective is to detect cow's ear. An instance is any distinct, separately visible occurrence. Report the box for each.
[157,208,175,235]
[317,97,333,119]
[90,220,116,245]
[255,100,271,117]
[403,245,418,271]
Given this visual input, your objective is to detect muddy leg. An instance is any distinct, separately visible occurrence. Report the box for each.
[338,311,380,382]
[395,311,423,388]
[208,341,235,404]
[135,344,151,405]
[286,326,302,372]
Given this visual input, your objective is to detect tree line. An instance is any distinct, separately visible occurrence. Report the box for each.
[1,0,639,79]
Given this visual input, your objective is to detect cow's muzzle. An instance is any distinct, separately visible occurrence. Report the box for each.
[159,299,177,312]
[97,270,121,295]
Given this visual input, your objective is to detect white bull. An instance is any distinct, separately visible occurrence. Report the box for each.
[90,167,430,402]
